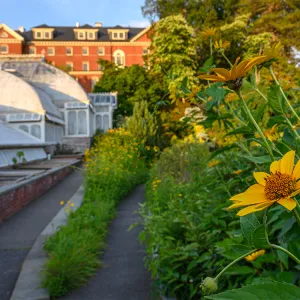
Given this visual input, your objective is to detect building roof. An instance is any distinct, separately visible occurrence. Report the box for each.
[0,69,61,118]
[19,25,146,42]
[0,61,90,104]
[0,122,42,146]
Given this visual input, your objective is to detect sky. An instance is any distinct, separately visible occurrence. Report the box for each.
[0,0,151,29]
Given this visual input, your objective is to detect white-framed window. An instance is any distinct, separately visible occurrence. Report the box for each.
[113,32,118,38]
[44,32,50,39]
[88,32,95,40]
[113,49,125,66]
[31,124,41,139]
[66,62,73,71]
[0,45,8,54]
[29,46,36,54]
[47,47,55,56]
[0,32,8,38]
[98,47,105,56]
[143,48,149,55]
[35,32,42,39]
[82,62,89,71]
[82,47,89,55]
[67,110,87,135]
[119,32,124,39]
[78,32,85,39]
[66,47,73,56]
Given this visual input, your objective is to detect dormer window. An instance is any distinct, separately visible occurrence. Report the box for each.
[88,32,94,40]
[36,32,42,38]
[108,29,129,40]
[79,32,85,39]
[45,32,50,39]
[32,28,54,40]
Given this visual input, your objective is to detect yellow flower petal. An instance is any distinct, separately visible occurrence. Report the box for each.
[277,197,297,211]
[280,150,295,175]
[237,201,273,216]
[292,160,300,180]
[253,172,270,186]
[296,181,300,190]
[290,189,300,197]
[270,160,280,174]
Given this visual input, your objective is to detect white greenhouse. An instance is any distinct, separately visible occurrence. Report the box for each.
[0,57,117,166]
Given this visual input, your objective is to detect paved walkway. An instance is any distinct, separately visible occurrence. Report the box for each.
[0,169,83,300]
[62,185,152,300]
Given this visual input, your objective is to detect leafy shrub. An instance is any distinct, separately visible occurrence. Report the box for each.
[140,142,300,299]
[42,129,148,297]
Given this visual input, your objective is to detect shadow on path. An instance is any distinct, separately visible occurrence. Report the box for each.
[0,169,83,300]
[62,185,153,300]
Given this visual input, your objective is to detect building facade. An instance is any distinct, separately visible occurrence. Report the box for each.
[0,22,151,92]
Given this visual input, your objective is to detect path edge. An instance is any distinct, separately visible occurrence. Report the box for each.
[10,184,85,300]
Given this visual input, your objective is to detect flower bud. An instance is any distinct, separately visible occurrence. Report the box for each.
[201,277,218,294]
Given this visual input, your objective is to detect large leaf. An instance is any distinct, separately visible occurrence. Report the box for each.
[238,155,273,164]
[252,225,270,249]
[240,213,261,243]
[205,282,300,299]
[231,244,254,255]
[225,265,254,275]
[268,84,285,114]
[199,56,215,73]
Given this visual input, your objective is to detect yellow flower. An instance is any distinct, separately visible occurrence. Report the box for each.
[232,170,242,175]
[263,125,282,142]
[201,27,217,38]
[208,160,220,168]
[245,249,265,261]
[228,150,300,216]
[198,56,267,83]
[60,201,64,205]
[214,39,230,50]
[70,203,75,207]
[178,194,183,197]
[263,42,283,61]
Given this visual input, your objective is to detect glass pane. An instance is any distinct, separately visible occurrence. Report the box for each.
[31,125,41,138]
[19,125,29,133]
[78,111,87,134]
[68,111,77,135]
[103,115,109,131]
[96,115,102,129]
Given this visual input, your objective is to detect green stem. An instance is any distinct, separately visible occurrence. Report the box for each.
[293,207,300,226]
[214,249,258,281]
[209,37,213,56]
[269,66,300,123]
[271,244,300,264]
[263,209,300,264]
[237,90,275,161]
[221,51,233,67]
[227,102,247,126]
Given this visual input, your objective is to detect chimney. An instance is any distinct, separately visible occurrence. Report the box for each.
[76,22,80,28]
[95,22,102,28]
[18,26,25,33]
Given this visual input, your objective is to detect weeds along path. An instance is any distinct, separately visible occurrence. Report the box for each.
[61,184,152,300]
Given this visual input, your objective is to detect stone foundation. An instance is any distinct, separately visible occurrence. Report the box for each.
[62,137,91,153]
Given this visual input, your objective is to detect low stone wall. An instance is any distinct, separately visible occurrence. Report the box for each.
[62,137,91,153]
[0,162,78,223]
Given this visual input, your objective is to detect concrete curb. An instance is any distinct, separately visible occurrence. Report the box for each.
[10,184,85,300]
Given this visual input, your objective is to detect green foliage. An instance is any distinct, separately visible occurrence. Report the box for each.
[94,61,164,119]
[148,14,198,99]
[205,281,300,300]
[42,129,148,297]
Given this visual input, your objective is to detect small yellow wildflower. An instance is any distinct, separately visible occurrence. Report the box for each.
[263,125,282,142]
[232,170,242,175]
[60,201,64,205]
[245,250,265,261]
[201,27,217,38]
[214,39,231,50]
[70,203,75,207]
[178,194,183,197]
[208,160,220,168]
[263,42,283,62]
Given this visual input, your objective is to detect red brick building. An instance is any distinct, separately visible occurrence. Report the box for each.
[0,22,151,92]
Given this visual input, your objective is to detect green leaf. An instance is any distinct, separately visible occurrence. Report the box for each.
[225,126,253,137]
[199,56,214,73]
[187,260,198,272]
[205,282,300,299]
[253,104,267,123]
[268,84,284,114]
[231,244,254,255]
[225,265,254,275]
[238,155,273,164]
[252,225,270,249]
[240,213,261,243]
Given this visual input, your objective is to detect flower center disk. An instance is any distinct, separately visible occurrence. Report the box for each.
[264,172,295,200]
